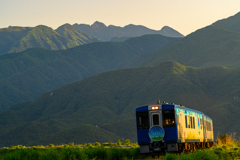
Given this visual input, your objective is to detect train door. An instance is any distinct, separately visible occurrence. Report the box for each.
[203,116,207,142]
[177,114,183,139]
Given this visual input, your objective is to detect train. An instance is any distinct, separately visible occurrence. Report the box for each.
[136,100,214,154]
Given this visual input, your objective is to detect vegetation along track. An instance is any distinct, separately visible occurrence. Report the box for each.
[0,135,239,160]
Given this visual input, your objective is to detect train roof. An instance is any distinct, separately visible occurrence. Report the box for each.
[136,103,212,121]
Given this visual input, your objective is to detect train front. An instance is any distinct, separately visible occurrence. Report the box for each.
[136,103,178,154]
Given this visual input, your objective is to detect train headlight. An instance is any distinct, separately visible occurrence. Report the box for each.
[151,106,159,110]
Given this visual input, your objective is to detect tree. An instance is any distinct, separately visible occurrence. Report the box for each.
[117,140,122,146]
[124,139,131,145]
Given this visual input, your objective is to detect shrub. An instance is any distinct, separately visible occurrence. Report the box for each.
[50,144,55,148]
[124,139,131,145]
[216,133,235,145]
[102,143,110,146]
[117,140,122,146]
[94,142,101,146]
[87,143,93,147]
[69,142,74,146]
[64,144,69,148]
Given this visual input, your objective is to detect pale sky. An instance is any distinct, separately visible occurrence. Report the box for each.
[1,0,240,36]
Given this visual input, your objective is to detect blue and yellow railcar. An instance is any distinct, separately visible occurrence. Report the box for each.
[136,101,213,154]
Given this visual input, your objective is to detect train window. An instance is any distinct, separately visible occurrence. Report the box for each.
[190,117,192,128]
[137,112,149,129]
[185,115,188,128]
[153,114,159,125]
[206,121,209,131]
[177,115,180,125]
[205,121,212,131]
[200,118,203,130]
[163,110,175,127]
[193,117,195,129]
[188,116,191,128]
[204,120,206,129]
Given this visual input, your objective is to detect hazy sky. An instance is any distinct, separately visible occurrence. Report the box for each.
[1,0,240,35]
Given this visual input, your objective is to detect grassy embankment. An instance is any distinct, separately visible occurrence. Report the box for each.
[0,140,147,160]
[0,135,240,160]
[162,133,240,160]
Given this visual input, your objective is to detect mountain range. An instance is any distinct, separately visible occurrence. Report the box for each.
[0,61,240,147]
[0,24,102,55]
[1,11,240,147]
[0,34,181,110]
[141,25,240,68]
[0,22,184,55]
[73,21,184,41]
[129,13,240,69]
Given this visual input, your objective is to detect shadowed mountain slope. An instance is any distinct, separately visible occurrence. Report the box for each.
[141,25,240,68]
[0,61,239,146]
[110,36,131,42]
[0,34,180,110]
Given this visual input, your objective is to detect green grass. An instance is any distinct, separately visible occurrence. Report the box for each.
[1,134,239,160]
[0,145,144,160]
[1,143,240,160]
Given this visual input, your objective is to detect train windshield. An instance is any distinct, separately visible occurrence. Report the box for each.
[163,110,176,127]
[137,112,149,129]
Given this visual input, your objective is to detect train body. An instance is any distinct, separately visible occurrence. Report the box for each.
[136,102,214,154]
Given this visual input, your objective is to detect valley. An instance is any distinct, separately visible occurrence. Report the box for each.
[1,11,240,149]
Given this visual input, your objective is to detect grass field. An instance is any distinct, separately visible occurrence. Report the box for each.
[0,135,239,160]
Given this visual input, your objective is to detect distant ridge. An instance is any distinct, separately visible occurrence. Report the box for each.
[73,21,184,41]
[0,24,102,55]
[212,11,240,32]
[140,25,240,68]
[56,23,102,44]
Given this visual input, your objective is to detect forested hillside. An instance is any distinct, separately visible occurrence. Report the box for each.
[2,12,240,148]
[212,11,240,32]
[0,24,101,55]
[140,11,240,68]
[0,61,239,147]
[0,34,180,110]
[141,25,240,68]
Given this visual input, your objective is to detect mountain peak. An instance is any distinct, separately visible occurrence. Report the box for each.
[56,23,73,30]
[92,21,107,28]
[73,22,184,40]
[35,25,53,30]
[160,26,184,37]
[161,26,172,30]
[62,23,72,27]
